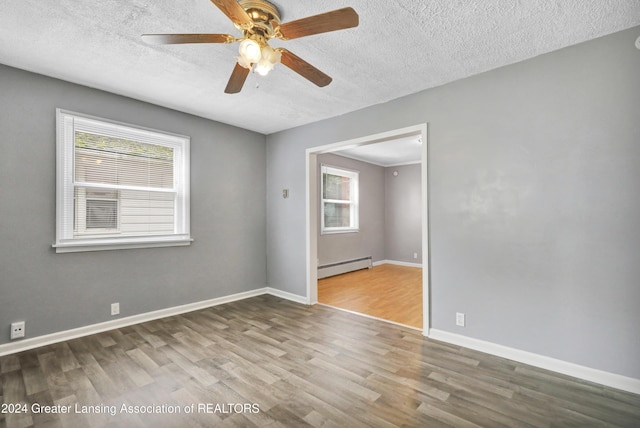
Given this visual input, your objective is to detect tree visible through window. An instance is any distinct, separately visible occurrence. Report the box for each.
[321,165,359,233]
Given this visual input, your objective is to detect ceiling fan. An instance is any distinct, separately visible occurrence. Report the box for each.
[142,0,359,94]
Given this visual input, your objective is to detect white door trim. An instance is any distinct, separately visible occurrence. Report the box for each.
[305,124,430,336]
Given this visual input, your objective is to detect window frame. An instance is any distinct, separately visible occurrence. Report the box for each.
[54,109,192,253]
[320,164,359,234]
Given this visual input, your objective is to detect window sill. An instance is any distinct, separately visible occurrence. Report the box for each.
[53,236,193,253]
[320,229,359,235]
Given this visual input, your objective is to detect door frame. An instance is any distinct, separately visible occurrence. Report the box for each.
[305,124,430,336]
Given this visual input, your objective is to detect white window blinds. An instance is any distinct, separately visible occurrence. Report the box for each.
[55,109,191,252]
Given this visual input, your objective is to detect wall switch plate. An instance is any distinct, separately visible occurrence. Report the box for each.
[111,302,120,316]
[456,312,465,327]
[11,321,25,339]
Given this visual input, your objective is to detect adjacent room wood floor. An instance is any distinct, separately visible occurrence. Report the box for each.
[1,295,639,427]
[318,264,422,329]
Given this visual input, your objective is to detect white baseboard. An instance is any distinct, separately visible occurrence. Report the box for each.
[429,329,640,395]
[265,287,309,305]
[0,287,305,357]
[5,291,637,396]
[373,259,422,268]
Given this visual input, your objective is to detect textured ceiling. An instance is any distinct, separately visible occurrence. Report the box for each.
[337,136,423,167]
[1,1,639,134]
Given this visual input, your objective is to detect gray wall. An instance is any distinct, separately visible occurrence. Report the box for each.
[316,155,423,266]
[0,64,267,346]
[317,153,385,265]
[266,27,640,378]
[385,164,422,264]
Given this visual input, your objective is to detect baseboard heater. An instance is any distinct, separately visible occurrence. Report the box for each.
[318,256,372,279]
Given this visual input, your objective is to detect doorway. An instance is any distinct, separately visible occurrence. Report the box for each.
[305,124,430,336]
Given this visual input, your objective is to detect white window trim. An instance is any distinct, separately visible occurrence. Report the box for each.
[54,109,192,253]
[320,164,359,235]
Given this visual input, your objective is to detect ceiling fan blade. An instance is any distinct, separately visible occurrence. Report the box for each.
[279,49,332,87]
[142,34,234,45]
[209,0,253,27]
[278,7,358,40]
[225,62,250,94]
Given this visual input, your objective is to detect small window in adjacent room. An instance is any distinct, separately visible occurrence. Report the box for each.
[321,164,359,234]
[54,109,191,253]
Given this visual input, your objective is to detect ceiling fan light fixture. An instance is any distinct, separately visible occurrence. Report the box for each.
[255,59,274,76]
[261,45,281,64]
[254,45,281,75]
[143,1,359,93]
[238,38,262,64]
[236,55,253,69]
[254,45,282,76]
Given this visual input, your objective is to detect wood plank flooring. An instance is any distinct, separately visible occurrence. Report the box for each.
[318,264,422,329]
[1,295,639,427]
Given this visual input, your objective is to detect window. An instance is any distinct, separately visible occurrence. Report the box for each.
[55,109,191,253]
[321,165,359,234]
[83,189,119,231]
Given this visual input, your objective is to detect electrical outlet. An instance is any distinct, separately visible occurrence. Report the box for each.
[11,321,25,340]
[456,312,465,327]
[111,302,120,316]
[413,252,418,259]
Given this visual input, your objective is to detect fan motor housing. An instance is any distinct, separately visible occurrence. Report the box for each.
[239,0,281,38]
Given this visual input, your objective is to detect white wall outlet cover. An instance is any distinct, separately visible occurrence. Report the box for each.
[636,35,640,50]
[456,312,466,327]
[11,321,26,339]
[111,302,120,316]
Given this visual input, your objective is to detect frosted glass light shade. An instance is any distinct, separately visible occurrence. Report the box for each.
[238,39,261,63]
[255,45,281,76]
[261,45,281,64]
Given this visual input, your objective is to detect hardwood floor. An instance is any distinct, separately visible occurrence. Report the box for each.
[1,295,639,427]
[318,264,422,329]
